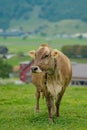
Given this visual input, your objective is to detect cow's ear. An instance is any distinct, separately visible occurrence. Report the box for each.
[28,50,36,59]
[51,49,58,58]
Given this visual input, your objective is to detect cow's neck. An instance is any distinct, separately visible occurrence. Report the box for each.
[44,68,62,98]
[44,58,57,85]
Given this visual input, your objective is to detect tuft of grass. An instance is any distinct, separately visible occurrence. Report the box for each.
[0,84,87,130]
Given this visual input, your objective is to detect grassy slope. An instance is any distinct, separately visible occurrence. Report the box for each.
[10,6,87,35]
[0,84,87,130]
[11,19,87,35]
[10,6,49,32]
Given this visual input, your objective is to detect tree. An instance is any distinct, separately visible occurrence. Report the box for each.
[81,46,87,58]
[0,58,12,78]
[61,45,87,58]
[82,15,87,22]
[0,46,8,55]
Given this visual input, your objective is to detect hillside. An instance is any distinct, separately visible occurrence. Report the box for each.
[0,0,87,34]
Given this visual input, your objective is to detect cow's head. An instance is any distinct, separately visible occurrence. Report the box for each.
[29,44,58,75]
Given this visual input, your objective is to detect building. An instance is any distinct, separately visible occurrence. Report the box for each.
[71,63,87,86]
[19,60,33,83]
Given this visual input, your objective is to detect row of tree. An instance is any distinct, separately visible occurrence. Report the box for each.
[61,45,87,58]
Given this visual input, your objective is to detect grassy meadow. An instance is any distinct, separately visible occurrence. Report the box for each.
[0,37,87,130]
[0,84,87,130]
[0,37,87,53]
[0,37,87,66]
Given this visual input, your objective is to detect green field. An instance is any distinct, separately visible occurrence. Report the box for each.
[0,37,87,53]
[0,84,87,130]
[0,37,87,66]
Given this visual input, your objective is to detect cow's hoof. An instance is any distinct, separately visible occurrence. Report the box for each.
[49,118,54,123]
[36,109,40,113]
[56,113,60,117]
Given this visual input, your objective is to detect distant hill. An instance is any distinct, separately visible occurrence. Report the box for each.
[0,0,87,35]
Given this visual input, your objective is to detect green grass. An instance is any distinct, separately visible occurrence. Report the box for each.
[0,37,87,66]
[7,55,31,66]
[0,37,46,53]
[0,84,87,130]
[71,58,87,63]
[0,37,87,53]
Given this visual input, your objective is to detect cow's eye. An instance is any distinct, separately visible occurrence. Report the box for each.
[42,54,49,59]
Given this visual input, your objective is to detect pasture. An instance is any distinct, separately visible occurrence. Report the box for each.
[0,37,87,66]
[0,84,87,130]
[0,37,87,53]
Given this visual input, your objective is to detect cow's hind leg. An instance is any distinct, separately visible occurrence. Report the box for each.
[55,89,65,117]
[36,90,40,112]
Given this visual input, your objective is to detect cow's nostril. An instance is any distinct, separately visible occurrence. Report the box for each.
[31,66,38,73]
[34,67,38,71]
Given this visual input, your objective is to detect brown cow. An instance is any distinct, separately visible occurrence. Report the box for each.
[29,44,72,122]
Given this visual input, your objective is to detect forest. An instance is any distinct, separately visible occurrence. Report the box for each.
[0,0,87,30]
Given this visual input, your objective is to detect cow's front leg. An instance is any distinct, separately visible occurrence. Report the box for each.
[36,90,40,112]
[45,94,54,122]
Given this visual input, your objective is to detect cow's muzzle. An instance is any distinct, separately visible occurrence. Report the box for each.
[31,66,42,73]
